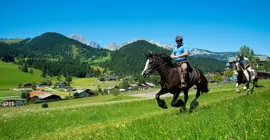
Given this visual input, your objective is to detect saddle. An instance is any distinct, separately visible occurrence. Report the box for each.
[173,61,199,83]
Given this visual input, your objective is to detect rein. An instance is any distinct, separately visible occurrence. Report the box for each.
[150,62,168,73]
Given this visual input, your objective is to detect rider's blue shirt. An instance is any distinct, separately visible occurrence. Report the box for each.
[172,45,188,61]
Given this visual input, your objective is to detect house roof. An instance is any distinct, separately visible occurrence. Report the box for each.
[34,93,61,99]
[129,84,138,87]
[107,86,114,90]
[255,55,269,61]
[228,57,237,63]
[228,56,269,63]
[145,82,155,86]
[77,89,87,93]
[2,99,27,101]
[77,89,92,93]
[30,91,52,98]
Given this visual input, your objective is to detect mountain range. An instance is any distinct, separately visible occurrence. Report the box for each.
[1,32,263,77]
[69,34,101,49]
[69,34,238,61]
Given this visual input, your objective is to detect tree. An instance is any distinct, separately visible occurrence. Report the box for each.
[264,60,270,71]
[57,75,61,81]
[97,85,102,94]
[65,75,72,86]
[238,45,257,66]
[21,92,30,99]
[99,76,105,81]
[32,82,37,90]
[29,69,34,74]
[213,72,223,83]
[119,79,129,89]
[111,88,120,97]
[21,65,28,73]
[41,67,46,78]
[224,69,234,78]
[43,78,52,86]
[18,83,22,88]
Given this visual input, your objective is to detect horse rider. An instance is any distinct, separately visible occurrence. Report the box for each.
[237,53,253,81]
[170,35,189,88]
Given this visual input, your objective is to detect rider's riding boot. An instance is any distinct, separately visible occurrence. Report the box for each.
[181,72,188,88]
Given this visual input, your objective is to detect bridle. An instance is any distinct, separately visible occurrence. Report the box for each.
[147,61,168,74]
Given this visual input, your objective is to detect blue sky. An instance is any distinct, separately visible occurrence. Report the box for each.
[1,0,270,55]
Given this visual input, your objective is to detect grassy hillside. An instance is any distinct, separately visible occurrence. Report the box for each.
[1,80,269,139]
[0,39,24,44]
[100,40,226,77]
[71,77,121,89]
[0,61,45,89]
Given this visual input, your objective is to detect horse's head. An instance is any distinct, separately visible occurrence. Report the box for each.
[142,52,158,77]
[141,52,169,78]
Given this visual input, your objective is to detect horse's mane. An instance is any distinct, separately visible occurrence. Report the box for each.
[155,53,174,66]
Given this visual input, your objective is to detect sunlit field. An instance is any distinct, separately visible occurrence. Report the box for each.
[0,80,269,139]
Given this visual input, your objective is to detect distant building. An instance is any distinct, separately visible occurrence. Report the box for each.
[38,83,48,87]
[73,89,95,97]
[58,82,67,88]
[1,99,27,107]
[30,90,52,98]
[119,89,126,92]
[23,83,32,88]
[19,89,32,93]
[106,86,114,94]
[145,82,155,87]
[128,84,138,90]
[65,87,73,92]
[227,55,269,69]
[30,93,62,103]
[104,74,118,81]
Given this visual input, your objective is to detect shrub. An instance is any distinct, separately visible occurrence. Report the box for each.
[21,92,30,99]
[42,102,48,108]
[111,88,120,97]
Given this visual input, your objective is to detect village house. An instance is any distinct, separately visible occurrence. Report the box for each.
[128,84,138,90]
[73,89,95,97]
[30,90,52,98]
[1,99,27,107]
[19,89,32,93]
[23,83,32,88]
[38,83,48,87]
[57,82,67,88]
[104,74,118,81]
[226,55,269,70]
[30,93,62,103]
[106,86,114,94]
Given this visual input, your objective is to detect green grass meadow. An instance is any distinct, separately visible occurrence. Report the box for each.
[0,61,45,89]
[0,61,121,91]
[0,80,269,139]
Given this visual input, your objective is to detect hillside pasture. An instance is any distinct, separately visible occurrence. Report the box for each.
[0,80,269,139]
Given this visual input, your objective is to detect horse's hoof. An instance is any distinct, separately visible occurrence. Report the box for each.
[194,102,199,107]
[180,107,187,113]
[190,101,199,109]
[162,105,168,109]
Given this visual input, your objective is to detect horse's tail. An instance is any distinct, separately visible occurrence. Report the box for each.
[194,68,209,93]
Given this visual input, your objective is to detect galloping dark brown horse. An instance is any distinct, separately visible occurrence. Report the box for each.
[142,53,209,112]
